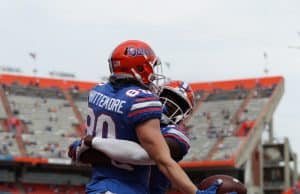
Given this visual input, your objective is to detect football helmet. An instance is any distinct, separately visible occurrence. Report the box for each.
[108,40,163,86]
[159,80,195,125]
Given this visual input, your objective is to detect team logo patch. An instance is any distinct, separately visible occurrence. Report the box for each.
[126,47,154,57]
[175,82,189,97]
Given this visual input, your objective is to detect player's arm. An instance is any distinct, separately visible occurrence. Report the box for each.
[69,135,151,165]
[87,130,188,165]
[88,136,155,165]
[136,118,198,194]
[68,138,109,165]
[162,126,191,161]
[165,137,185,161]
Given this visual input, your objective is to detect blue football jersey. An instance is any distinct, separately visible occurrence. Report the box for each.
[149,124,190,194]
[85,81,162,194]
[161,124,190,157]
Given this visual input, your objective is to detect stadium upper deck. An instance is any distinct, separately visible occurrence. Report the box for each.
[0,74,284,169]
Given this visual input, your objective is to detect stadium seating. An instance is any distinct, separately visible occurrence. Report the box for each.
[23,183,85,194]
[21,133,76,159]
[4,84,78,136]
[182,95,244,161]
[181,77,282,167]
[0,74,284,193]
[68,89,89,116]
[0,132,20,156]
[0,101,6,120]
[0,182,20,194]
[0,169,15,182]
[0,75,282,164]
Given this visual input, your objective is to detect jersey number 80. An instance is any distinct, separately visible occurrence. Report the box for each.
[86,107,116,139]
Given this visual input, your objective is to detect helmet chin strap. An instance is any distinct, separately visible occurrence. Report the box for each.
[161,113,184,125]
[148,83,159,93]
[129,68,153,90]
[131,68,142,82]
[161,114,171,125]
[174,115,184,124]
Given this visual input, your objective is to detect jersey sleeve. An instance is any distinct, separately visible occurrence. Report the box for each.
[161,125,191,158]
[127,91,162,127]
[92,137,155,165]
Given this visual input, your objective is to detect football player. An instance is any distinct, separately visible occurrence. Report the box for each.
[69,40,221,194]
[73,80,197,193]
[150,80,195,194]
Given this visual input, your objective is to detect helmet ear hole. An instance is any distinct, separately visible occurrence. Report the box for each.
[136,65,144,72]
[120,67,128,72]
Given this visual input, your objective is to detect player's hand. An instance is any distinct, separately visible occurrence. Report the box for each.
[196,180,223,194]
[68,139,89,162]
[68,140,81,161]
[83,135,93,147]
